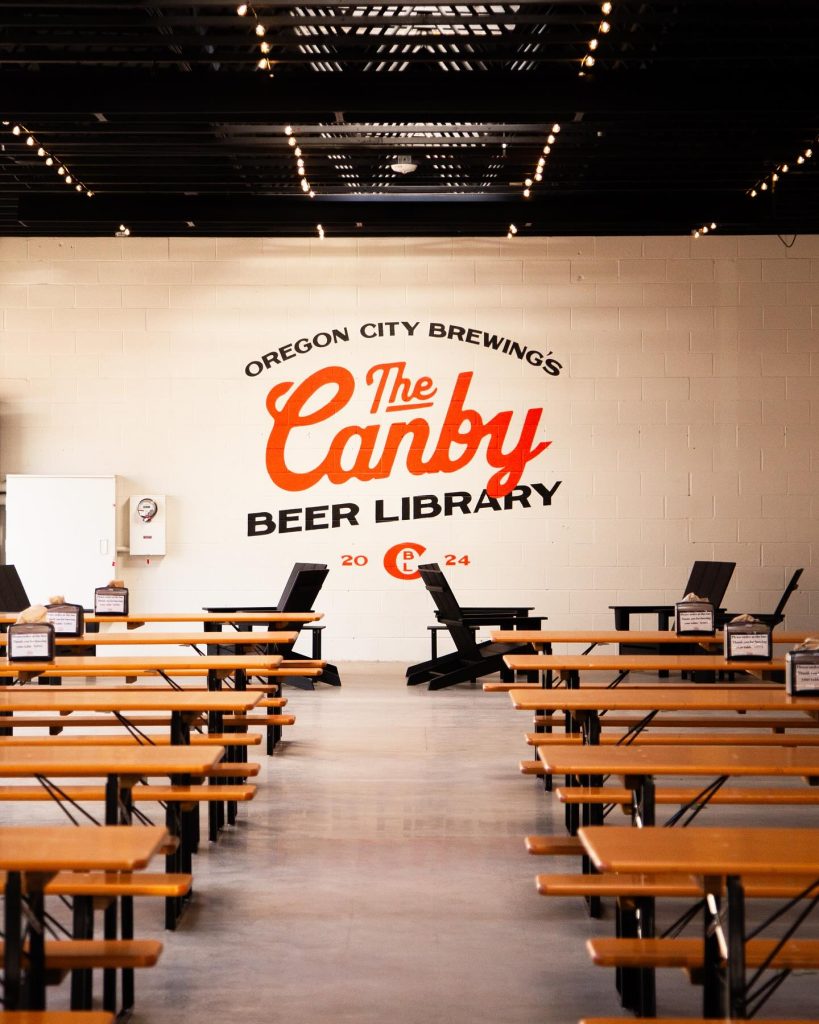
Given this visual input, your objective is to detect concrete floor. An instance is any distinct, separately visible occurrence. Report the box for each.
[20,663,819,1022]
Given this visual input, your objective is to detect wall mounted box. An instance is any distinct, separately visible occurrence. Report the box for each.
[94,586,129,616]
[7,622,55,662]
[129,495,166,556]
[786,650,819,697]
[675,599,715,637]
[724,620,772,661]
[46,602,85,638]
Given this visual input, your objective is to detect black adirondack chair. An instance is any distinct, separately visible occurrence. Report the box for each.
[406,563,538,690]
[0,565,30,613]
[717,568,803,629]
[205,562,340,688]
[609,560,737,632]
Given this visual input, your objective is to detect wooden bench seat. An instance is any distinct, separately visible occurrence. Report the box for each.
[0,869,192,900]
[0,733,261,747]
[0,716,204,730]
[526,732,819,747]
[0,784,256,804]
[587,936,819,973]
[0,939,162,973]
[524,834,583,856]
[596,715,819,731]
[554,785,819,807]
[46,872,192,899]
[223,714,296,727]
[484,682,542,692]
[199,762,260,778]
[537,871,817,900]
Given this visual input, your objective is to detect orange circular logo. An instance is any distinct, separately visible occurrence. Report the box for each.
[383,542,426,580]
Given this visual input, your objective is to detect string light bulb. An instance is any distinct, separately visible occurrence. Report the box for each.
[5,120,93,194]
[748,141,814,198]
[237,5,274,71]
[317,224,325,239]
[286,124,318,197]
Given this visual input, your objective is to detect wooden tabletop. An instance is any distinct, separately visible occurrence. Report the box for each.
[0,631,297,647]
[0,612,322,626]
[579,825,819,876]
[0,824,169,872]
[508,687,815,713]
[0,654,282,676]
[0,690,260,713]
[492,629,810,646]
[0,744,224,776]
[504,654,784,673]
[535,743,819,777]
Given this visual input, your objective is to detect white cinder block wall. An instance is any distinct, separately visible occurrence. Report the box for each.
[0,233,817,659]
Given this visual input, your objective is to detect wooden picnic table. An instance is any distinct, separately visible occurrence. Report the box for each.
[0,654,282,679]
[580,825,819,1018]
[0,654,283,701]
[504,653,784,681]
[0,824,167,1011]
[0,687,260,746]
[492,629,810,648]
[0,612,322,629]
[534,743,819,829]
[0,631,297,648]
[0,743,225,929]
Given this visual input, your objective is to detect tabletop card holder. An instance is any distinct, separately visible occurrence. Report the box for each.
[7,621,55,662]
[94,585,129,616]
[723,615,772,661]
[46,601,85,637]
[786,642,819,697]
[675,594,715,637]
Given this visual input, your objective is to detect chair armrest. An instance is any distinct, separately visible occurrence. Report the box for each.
[608,604,674,614]
[436,608,545,628]
[203,605,280,612]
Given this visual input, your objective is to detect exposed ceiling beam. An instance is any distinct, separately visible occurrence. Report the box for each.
[2,69,817,119]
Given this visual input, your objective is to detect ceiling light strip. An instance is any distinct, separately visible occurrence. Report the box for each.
[285,124,316,197]
[691,221,717,239]
[579,1,613,76]
[748,139,815,198]
[3,121,94,196]
[237,4,274,70]
[522,122,560,199]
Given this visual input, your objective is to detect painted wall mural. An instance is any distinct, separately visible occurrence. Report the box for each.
[243,318,563,583]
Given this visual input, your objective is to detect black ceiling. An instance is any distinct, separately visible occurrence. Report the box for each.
[1,1,817,237]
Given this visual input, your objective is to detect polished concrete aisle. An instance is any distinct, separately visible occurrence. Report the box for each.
[132,663,612,1024]
[29,663,815,1023]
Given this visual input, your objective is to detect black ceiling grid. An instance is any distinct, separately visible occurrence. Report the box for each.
[0,1,817,236]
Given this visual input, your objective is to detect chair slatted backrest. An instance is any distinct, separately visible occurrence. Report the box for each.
[418,563,481,657]
[0,565,30,612]
[773,568,803,619]
[683,561,736,607]
[275,563,329,613]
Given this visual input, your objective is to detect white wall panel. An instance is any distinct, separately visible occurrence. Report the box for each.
[1,234,818,658]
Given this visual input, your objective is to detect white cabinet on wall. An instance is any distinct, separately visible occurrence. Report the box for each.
[5,475,118,609]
